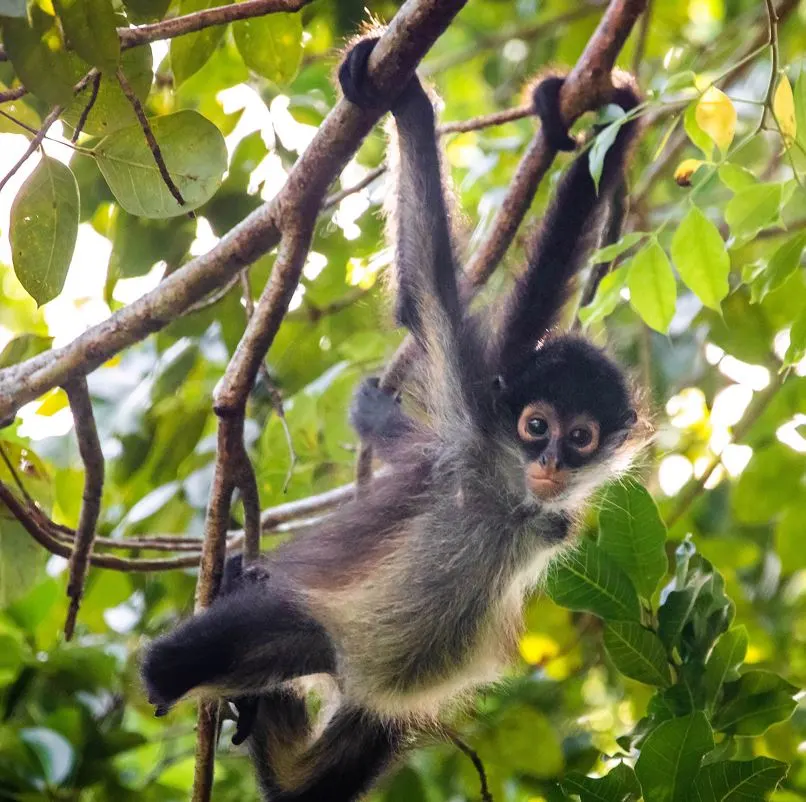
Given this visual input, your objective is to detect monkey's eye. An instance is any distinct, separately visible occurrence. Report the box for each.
[568,427,593,448]
[526,418,549,438]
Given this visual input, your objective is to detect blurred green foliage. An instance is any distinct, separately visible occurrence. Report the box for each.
[1,0,806,800]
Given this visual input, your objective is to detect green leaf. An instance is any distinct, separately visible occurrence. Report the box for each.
[170,0,227,86]
[671,205,730,310]
[658,559,733,656]
[0,335,53,369]
[122,0,170,22]
[684,101,714,159]
[713,670,798,735]
[562,763,642,801]
[579,265,628,327]
[784,306,806,366]
[589,232,647,265]
[0,520,45,607]
[588,114,627,193]
[703,627,748,708]
[20,727,75,786]
[62,47,153,137]
[545,538,641,622]
[718,164,757,192]
[604,622,673,687]
[635,712,714,802]
[747,231,806,303]
[598,478,667,599]
[93,110,227,218]
[725,182,791,242]
[691,757,788,801]
[233,11,303,86]
[0,0,26,16]
[2,9,75,107]
[733,444,806,524]
[53,0,120,71]
[10,156,79,306]
[627,240,677,333]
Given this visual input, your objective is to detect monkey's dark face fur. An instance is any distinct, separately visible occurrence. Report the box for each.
[500,336,638,505]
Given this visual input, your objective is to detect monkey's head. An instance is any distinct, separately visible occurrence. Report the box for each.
[499,336,643,509]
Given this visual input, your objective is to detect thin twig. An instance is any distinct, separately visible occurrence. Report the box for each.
[71,71,102,144]
[448,732,493,802]
[0,105,62,193]
[0,482,202,571]
[118,0,309,50]
[116,67,187,209]
[755,0,780,135]
[63,378,104,640]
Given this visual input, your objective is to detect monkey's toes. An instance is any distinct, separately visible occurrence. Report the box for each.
[338,37,383,109]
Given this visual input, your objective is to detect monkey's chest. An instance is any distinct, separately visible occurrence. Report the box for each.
[331,523,558,718]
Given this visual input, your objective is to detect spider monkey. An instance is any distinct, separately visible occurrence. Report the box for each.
[141,37,645,802]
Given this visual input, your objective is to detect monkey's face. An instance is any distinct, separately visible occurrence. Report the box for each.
[501,336,640,506]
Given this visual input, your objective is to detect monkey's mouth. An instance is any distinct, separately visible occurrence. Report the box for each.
[525,466,568,500]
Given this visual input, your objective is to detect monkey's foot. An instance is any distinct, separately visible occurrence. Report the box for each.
[339,37,384,109]
[531,76,577,152]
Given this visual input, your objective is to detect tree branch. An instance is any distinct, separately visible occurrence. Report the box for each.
[63,378,104,640]
[118,0,309,51]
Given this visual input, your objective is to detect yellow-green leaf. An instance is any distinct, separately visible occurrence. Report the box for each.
[9,157,79,306]
[773,73,796,147]
[93,110,227,218]
[696,86,736,153]
[170,0,227,86]
[684,101,714,159]
[671,205,730,310]
[53,0,120,71]
[627,240,677,333]
[233,11,303,86]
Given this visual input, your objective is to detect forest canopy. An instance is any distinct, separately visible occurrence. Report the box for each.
[0,0,805,800]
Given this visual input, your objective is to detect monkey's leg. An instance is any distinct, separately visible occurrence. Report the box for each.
[141,585,336,713]
[253,703,406,802]
[349,377,416,460]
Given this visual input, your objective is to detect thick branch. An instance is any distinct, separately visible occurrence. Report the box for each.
[63,378,104,640]
[0,0,469,426]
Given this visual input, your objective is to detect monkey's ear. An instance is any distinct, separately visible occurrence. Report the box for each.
[624,408,638,426]
[492,375,506,394]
